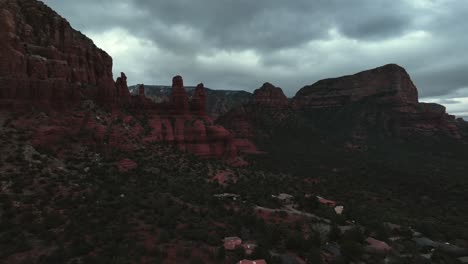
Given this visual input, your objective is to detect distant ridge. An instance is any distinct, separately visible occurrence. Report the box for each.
[129,84,252,118]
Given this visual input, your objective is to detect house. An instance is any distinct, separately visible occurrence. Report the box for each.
[414,237,438,249]
[316,196,337,207]
[334,205,344,215]
[214,193,240,200]
[323,243,342,264]
[280,254,303,264]
[242,241,258,255]
[223,236,242,250]
[323,242,341,257]
[365,237,392,254]
[238,259,267,264]
[304,178,321,184]
[384,222,401,231]
[272,193,294,204]
[439,243,468,257]
[338,225,354,233]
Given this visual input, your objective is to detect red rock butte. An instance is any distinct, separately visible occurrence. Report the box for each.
[292,64,419,109]
[253,82,289,107]
[290,64,462,138]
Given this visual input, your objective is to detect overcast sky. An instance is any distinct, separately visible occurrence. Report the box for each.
[43,0,468,118]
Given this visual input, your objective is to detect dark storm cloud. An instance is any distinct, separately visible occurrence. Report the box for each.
[415,64,468,97]
[44,0,416,52]
[340,15,411,40]
[43,0,468,115]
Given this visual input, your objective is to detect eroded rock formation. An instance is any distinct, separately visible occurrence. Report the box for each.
[0,0,258,164]
[170,75,189,115]
[191,83,207,116]
[0,0,116,110]
[138,84,145,97]
[115,72,131,104]
[253,82,289,107]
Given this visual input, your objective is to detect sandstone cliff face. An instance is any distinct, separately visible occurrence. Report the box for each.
[253,82,289,107]
[293,64,418,109]
[0,0,116,110]
[291,64,461,139]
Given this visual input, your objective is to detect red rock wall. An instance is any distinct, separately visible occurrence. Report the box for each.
[293,64,419,109]
[0,0,115,110]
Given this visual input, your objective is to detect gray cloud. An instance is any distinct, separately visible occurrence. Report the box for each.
[437,99,462,105]
[62,0,416,52]
[43,0,468,115]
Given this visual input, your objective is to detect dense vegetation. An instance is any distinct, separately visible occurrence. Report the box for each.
[1,105,468,263]
[250,106,468,242]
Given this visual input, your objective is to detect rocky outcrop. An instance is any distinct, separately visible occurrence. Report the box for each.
[253,82,289,107]
[0,0,117,110]
[170,75,189,115]
[141,112,258,159]
[115,72,131,104]
[293,64,418,109]
[456,118,468,138]
[191,83,206,116]
[138,84,145,97]
[395,103,461,138]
